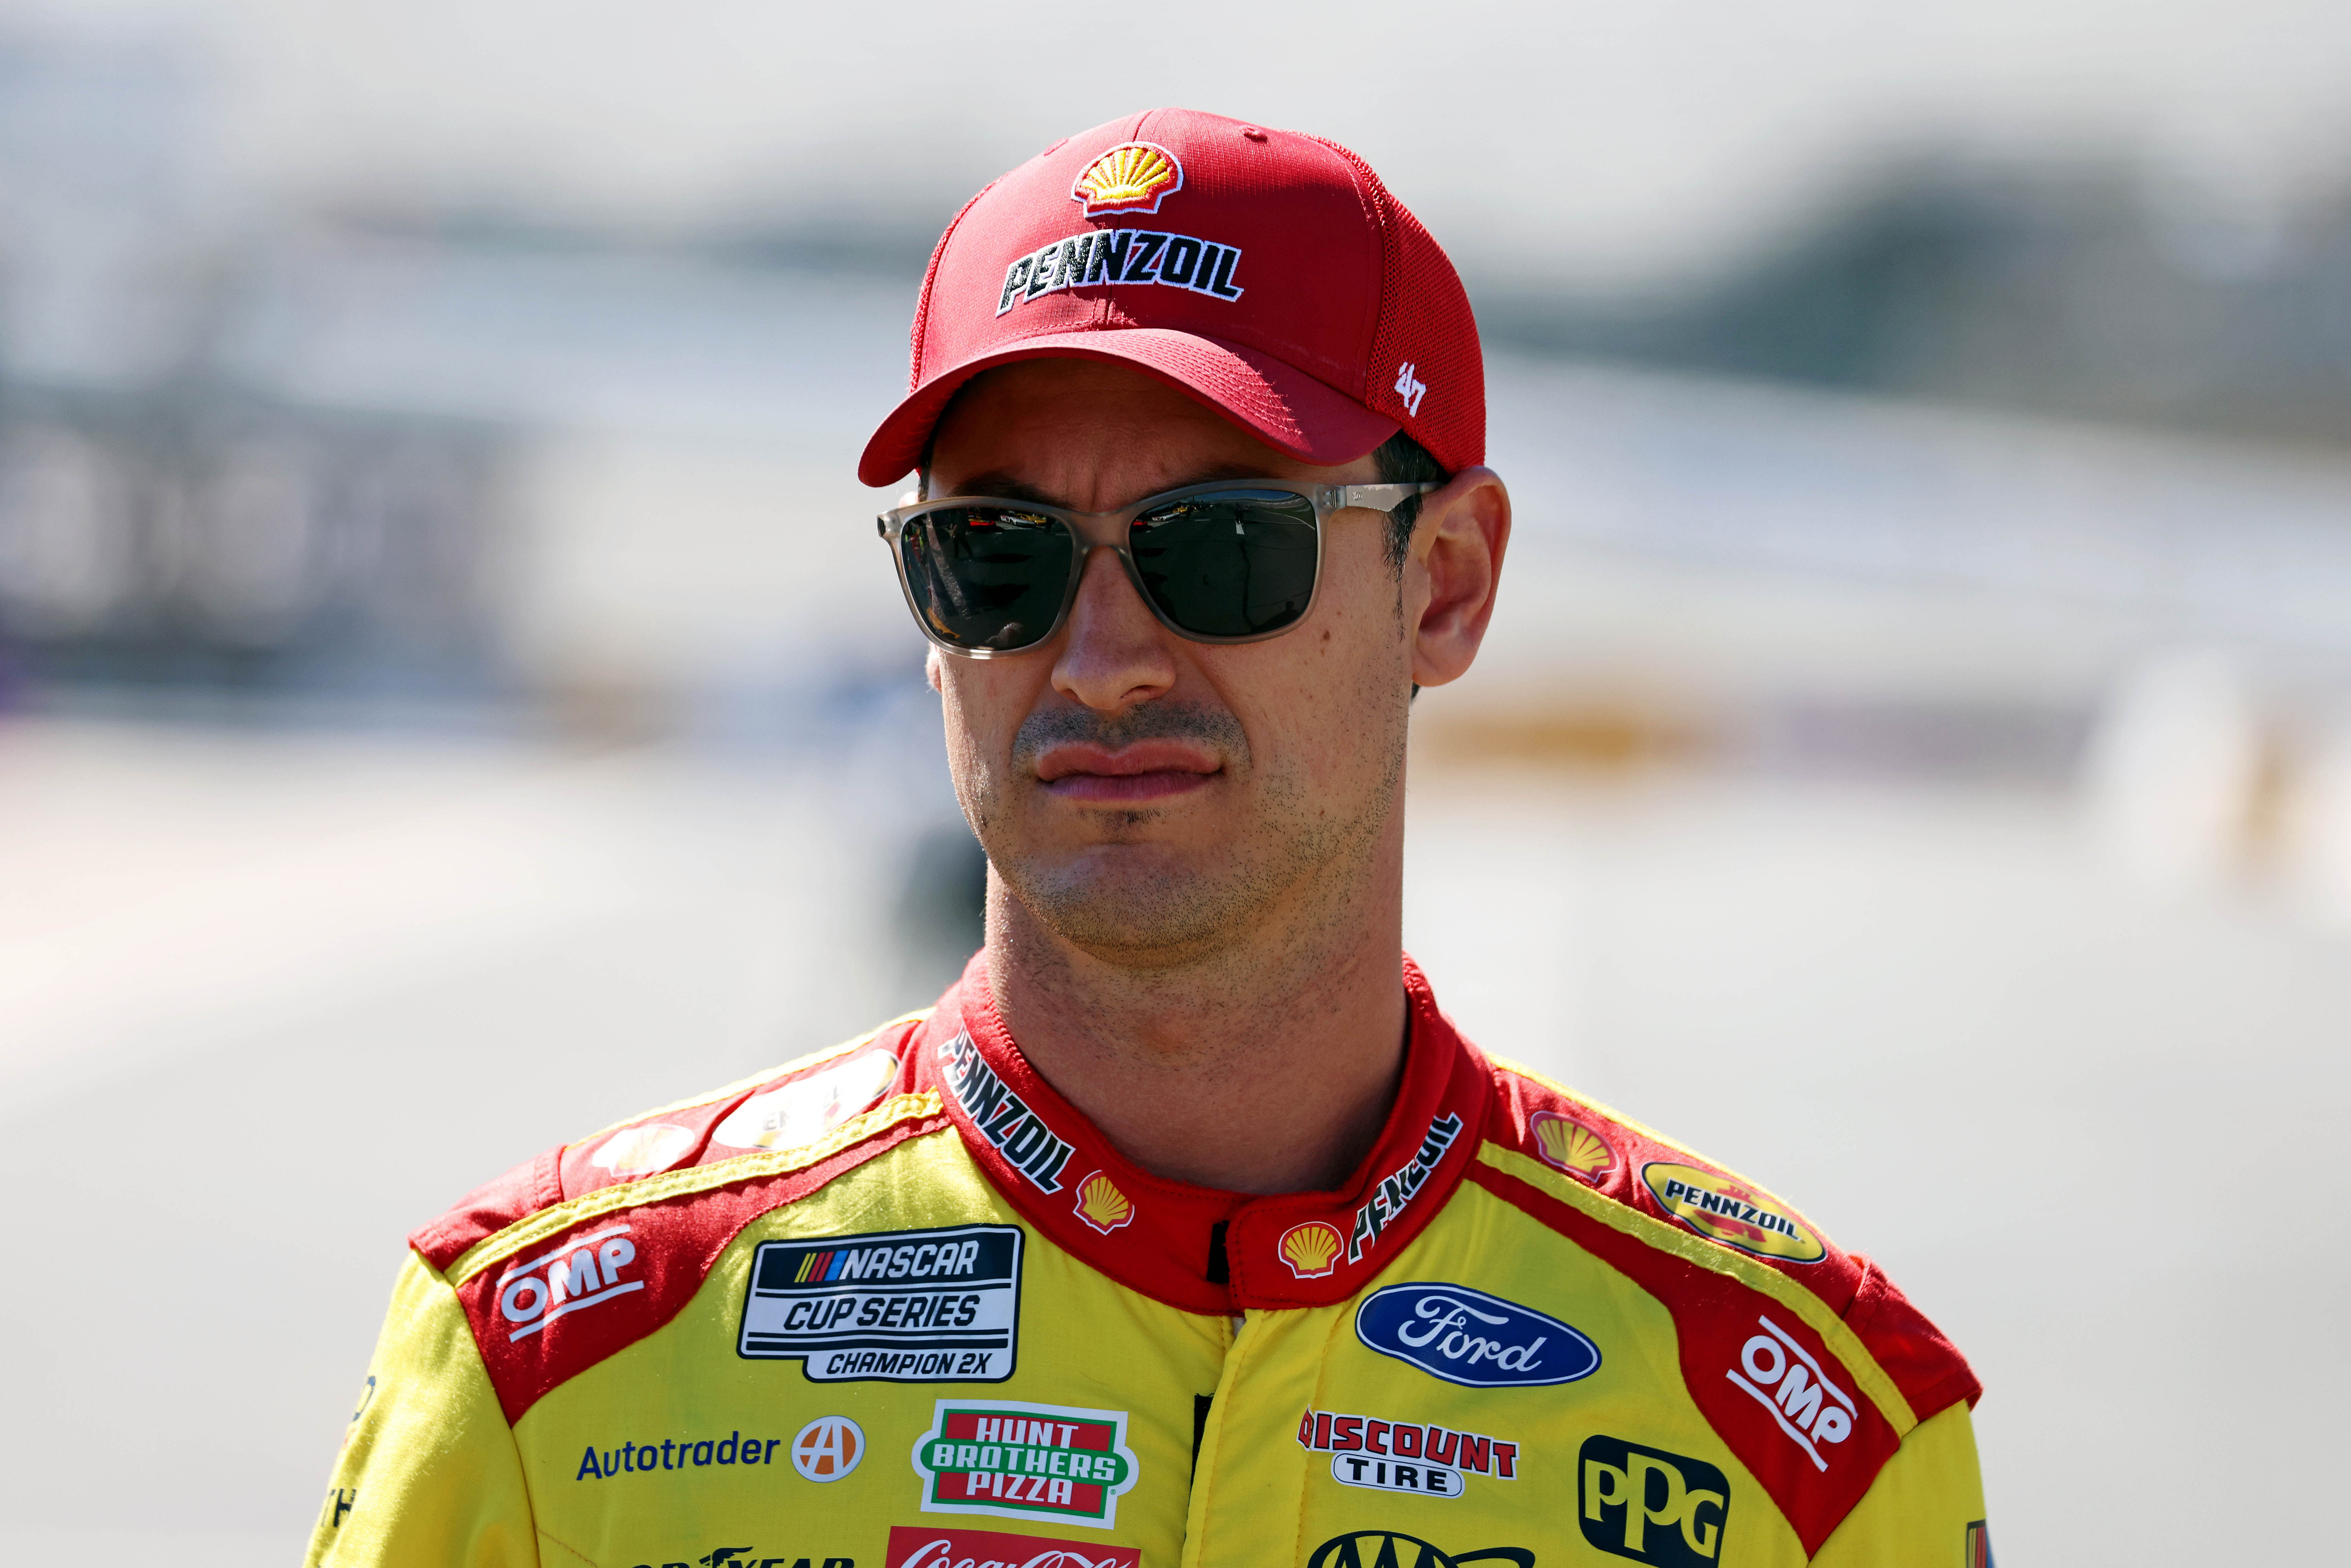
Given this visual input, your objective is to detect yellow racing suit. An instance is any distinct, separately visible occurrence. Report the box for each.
[310,956,1987,1568]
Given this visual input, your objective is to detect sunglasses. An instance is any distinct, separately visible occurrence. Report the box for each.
[876,479,1438,656]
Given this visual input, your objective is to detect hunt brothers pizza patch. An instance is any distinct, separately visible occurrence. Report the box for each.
[912,1400,1139,1529]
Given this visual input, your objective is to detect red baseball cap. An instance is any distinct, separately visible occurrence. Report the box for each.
[858,107,1484,488]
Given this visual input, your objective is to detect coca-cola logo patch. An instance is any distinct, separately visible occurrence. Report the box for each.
[885,1524,1140,1568]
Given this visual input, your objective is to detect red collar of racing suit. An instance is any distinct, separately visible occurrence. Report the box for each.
[907,951,1494,1315]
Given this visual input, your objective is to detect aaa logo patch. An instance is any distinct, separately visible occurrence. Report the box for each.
[911,1400,1138,1529]
[1641,1161,1826,1264]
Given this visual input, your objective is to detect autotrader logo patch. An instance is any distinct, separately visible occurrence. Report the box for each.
[738,1224,1020,1383]
[911,1400,1138,1529]
[1579,1436,1731,1566]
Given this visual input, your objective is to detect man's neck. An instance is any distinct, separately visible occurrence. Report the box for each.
[979,843,1410,1196]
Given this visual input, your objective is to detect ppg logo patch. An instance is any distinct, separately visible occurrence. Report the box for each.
[738,1224,1021,1383]
[1579,1436,1731,1566]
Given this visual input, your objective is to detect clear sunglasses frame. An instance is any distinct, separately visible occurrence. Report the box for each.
[875,479,1440,657]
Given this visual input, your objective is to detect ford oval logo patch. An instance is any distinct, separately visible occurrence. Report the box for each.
[1354,1283,1600,1389]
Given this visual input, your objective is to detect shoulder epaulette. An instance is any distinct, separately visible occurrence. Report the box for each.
[406,1011,948,1422]
[1476,1057,1978,1556]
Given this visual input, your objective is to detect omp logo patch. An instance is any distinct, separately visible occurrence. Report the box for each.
[1346,1112,1462,1263]
[887,1524,1139,1568]
[1724,1315,1856,1472]
[939,1032,1075,1192]
[1296,1406,1520,1500]
[1305,1534,1532,1568]
[1641,1161,1826,1264]
[996,230,1244,316]
[738,1224,1020,1383]
[494,1225,640,1342]
[1355,1282,1601,1389]
[1579,1437,1731,1566]
[912,1400,1139,1529]
[1070,141,1183,216]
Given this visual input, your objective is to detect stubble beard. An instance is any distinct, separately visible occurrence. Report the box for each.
[982,699,1406,968]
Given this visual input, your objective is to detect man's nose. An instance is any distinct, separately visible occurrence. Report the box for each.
[1051,547,1177,713]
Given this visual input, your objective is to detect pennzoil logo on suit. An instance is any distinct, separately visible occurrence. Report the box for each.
[939,1031,1076,1192]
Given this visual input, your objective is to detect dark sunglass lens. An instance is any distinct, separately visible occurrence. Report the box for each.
[897,507,1074,651]
[1129,490,1319,638]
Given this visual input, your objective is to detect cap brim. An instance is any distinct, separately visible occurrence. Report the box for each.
[857,328,1400,488]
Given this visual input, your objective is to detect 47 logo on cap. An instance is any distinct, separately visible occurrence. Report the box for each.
[912,1400,1138,1529]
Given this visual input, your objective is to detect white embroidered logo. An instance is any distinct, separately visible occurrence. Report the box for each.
[1394,362,1428,417]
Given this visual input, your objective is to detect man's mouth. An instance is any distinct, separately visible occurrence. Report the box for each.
[1034,740,1221,804]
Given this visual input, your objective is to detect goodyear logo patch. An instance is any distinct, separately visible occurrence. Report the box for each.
[997,229,1244,316]
[1579,1436,1732,1566]
[737,1224,1020,1383]
[912,1400,1139,1529]
[1641,1161,1826,1264]
[939,1031,1075,1193]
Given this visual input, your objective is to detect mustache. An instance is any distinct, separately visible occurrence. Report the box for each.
[1012,701,1249,769]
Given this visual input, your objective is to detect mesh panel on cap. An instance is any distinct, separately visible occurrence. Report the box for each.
[907,181,998,392]
[1307,138,1486,474]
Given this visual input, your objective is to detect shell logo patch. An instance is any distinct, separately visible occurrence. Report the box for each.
[1531,1110,1614,1184]
[1072,1172,1134,1236]
[1641,1161,1827,1264]
[1279,1220,1343,1279]
[1071,142,1183,216]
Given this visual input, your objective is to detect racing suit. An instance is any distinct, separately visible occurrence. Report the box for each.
[309,956,1985,1568]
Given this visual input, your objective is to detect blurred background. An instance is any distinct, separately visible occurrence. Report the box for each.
[3,1,2348,1561]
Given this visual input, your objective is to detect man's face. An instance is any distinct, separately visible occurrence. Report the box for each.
[923,359,1418,966]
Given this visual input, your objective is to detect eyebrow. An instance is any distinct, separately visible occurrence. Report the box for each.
[940,462,1278,509]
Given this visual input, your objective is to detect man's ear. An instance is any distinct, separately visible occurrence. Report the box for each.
[926,646,947,694]
[1408,466,1510,690]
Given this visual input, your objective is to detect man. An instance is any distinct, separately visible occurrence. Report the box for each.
[312,109,1986,1568]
